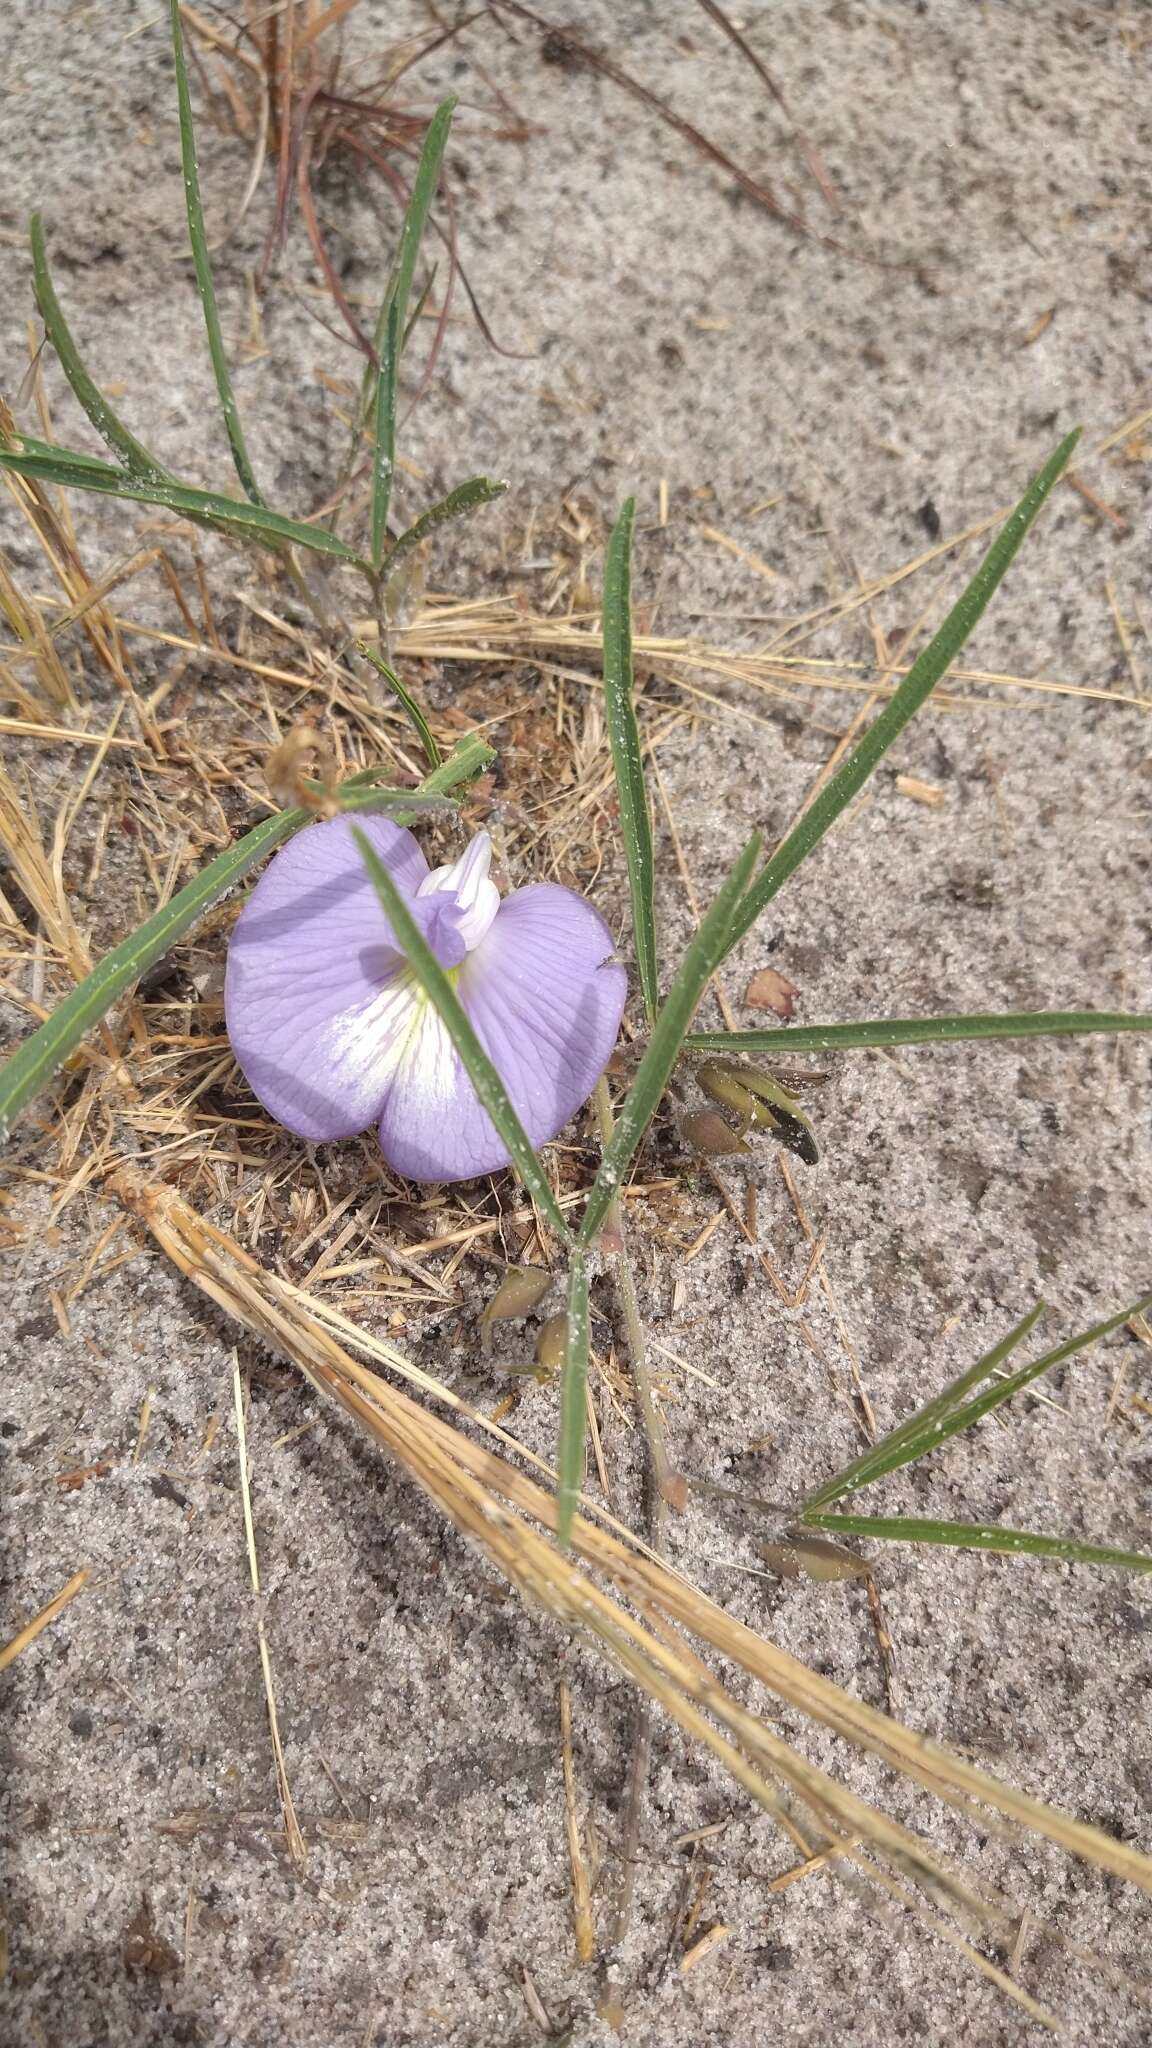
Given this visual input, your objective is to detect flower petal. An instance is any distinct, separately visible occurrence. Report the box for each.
[376,884,627,1181]
[225,812,433,1141]
[418,828,500,949]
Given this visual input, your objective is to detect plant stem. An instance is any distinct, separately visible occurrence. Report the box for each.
[593,1078,680,1513]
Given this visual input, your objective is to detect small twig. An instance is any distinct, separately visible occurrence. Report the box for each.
[559,1679,596,1963]
[232,1353,308,1872]
[0,1568,89,1676]
[592,1077,684,1965]
[694,0,844,214]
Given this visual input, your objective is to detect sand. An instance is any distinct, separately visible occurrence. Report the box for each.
[2,2,1151,2043]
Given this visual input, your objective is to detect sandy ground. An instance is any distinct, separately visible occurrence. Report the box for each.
[2,1,1152,2043]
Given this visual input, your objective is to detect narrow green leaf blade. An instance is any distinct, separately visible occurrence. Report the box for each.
[937,1293,1152,1443]
[402,265,438,351]
[356,640,442,771]
[0,751,485,1140]
[355,96,457,447]
[30,214,172,484]
[804,1295,1151,1512]
[404,730,494,796]
[0,446,368,564]
[602,499,658,1026]
[350,829,573,1244]
[370,298,400,573]
[0,811,297,1143]
[721,431,1080,960]
[686,1009,1152,1055]
[579,833,763,1247]
[557,1249,590,1550]
[169,0,264,507]
[801,1511,1152,1575]
[385,476,508,577]
[802,1303,1046,1511]
[2,433,122,474]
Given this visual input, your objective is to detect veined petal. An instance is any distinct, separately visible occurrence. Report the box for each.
[377,884,627,1181]
[225,812,434,1141]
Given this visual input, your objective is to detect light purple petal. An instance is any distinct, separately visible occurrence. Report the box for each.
[376,884,627,1181]
[225,812,434,1141]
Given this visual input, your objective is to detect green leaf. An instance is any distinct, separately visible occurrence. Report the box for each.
[413,730,495,796]
[402,265,438,352]
[334,786,449,821]
[350,828,574,1244]
[29,214,173,484]
[720,431,1081,961]
[602,499,658,1026]
[0,746,489,1141]
[919,1293,1152,1447]
[3,432,119,473]
[802,1303,1046,1511]
[385,476,508,578]
[804,1295,1152,1513]
[686,1009,1152,1055]
[313,733,491,800]
[0,445,369,565]
[169,0,264,507]
[578,833,763,1248]
[355,96,457,447]
[557,1249,590,1550]
[801,1511,1152,1575]
[370,298,400,573]
[355,640,442,771]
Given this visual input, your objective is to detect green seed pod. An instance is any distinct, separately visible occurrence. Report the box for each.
[696,1062,760,1120]
[534,1312,570,1377]
[680,1109,751,1157]
[706,1060,803,1116]
[699,1060,818,1165]
[760,1534,868,1584]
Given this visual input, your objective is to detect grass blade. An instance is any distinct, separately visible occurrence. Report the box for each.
[720,431,1080,960]
[169,0,265,506]
[350,829,573,1244]
[920,1293,1152,1447]
[3,432,121,473]
[356,640,442,770]
[385,476,508,578]
[370,298,400,573]
[802,1305,1046,1511]
[557,1249,590,1549]
[802,1511,1152,1574]
[602,499,658,1026]
[579,833,763,1248]
[804,1296,1151,1513]
[0,444,369,564]
[687,1009,1152,1055]
[30,214,172,484]
[355,96,457,447]
[401,730,492,796]
[0,746,490,1141]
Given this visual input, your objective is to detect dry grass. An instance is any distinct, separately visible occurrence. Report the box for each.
[103,1166,1152,2031]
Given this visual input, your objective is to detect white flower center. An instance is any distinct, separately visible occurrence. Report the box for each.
[416,830,500,952]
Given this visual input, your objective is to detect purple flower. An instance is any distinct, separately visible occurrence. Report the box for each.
[224,815,627,1182]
